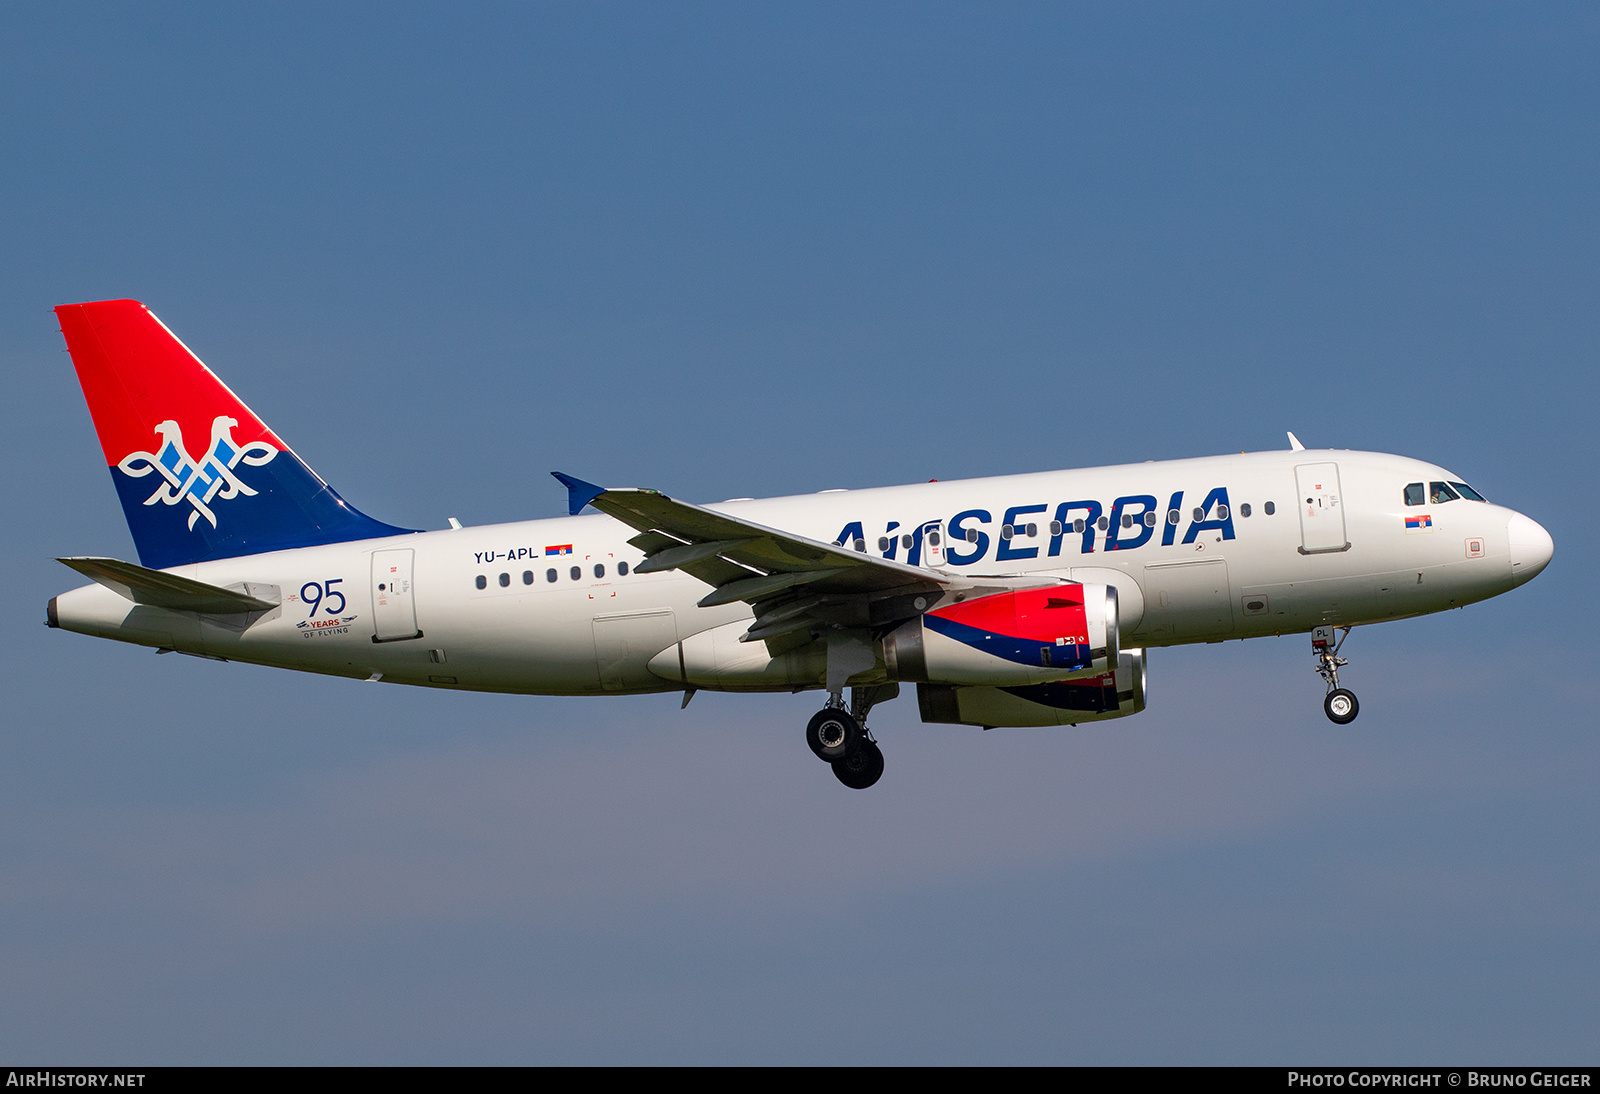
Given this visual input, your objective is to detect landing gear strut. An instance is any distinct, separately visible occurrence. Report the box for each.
[1312,625,1359,725]
[805,684,897,789]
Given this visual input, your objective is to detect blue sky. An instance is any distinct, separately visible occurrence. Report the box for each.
[2,3,1596,1062]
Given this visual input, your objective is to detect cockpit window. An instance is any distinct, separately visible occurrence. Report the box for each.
[1450,481,1487,502]
[1430,481,1461,504]
[1404,483,1426,507]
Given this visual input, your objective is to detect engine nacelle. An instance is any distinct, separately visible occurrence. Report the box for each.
[916,648,1148,728]
[884,583,1119,687]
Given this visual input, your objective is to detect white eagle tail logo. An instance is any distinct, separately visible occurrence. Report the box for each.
[117,416,279,531]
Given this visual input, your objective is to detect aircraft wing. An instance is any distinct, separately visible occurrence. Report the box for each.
[554,473,950,649]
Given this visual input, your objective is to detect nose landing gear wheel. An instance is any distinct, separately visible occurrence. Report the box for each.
[1311,626,1359,724]
[1324,688,1359,725]
[832,739,884,789]
[806,707,862,762]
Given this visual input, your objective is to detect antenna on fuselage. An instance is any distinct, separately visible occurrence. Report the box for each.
[1287,431,1306,451]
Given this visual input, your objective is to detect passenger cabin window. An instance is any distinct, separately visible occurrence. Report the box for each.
[1404,483,1426,506]
[570,566,581,581]
[1240,503,1252,518]
[1264,501,1275,515]
[475,575,487,590]
[546,569,557,583]
[522,571,533,585]
[498,572,510,587]
[618,561,630,575]
[594,564,605,579]
[1430,481,1461,504]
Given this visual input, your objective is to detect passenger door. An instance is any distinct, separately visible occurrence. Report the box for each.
[371,548,422,642]
[1295,462,1349,554]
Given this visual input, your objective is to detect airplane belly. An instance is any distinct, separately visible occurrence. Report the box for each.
[592,609,680,692]
[422,598,605,692]
[199,589,604,693]
[1136,559,1236,643]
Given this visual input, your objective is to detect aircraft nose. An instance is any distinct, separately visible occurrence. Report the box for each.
[1507,511,1553,586]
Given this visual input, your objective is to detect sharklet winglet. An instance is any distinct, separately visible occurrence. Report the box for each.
[552,472,606,516]
[1287,431,1306,451]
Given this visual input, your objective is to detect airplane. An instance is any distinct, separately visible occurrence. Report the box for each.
[46,299,1555,789]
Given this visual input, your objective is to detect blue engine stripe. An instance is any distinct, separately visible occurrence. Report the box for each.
[923,613,1092,672]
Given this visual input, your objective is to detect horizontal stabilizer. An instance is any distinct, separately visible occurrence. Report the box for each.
[56,556,277,614]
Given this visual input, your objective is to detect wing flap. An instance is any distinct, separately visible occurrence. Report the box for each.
[633,538,758,574]
[696,568,847,608]
[626,530,685,554]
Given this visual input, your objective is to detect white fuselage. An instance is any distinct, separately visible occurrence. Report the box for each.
[51,448,1542,695]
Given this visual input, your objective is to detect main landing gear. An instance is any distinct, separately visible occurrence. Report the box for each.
[1312,625,1359,725]
[805,685,894,789]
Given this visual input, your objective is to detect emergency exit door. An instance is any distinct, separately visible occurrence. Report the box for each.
[1295,462,1349,554]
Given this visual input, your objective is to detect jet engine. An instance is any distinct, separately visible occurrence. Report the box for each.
[916,647,1147,728]
[883,583,1119,686]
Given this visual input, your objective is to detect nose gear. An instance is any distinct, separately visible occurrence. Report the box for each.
[1324,688,1359,724]
[1311,625,1359,724]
